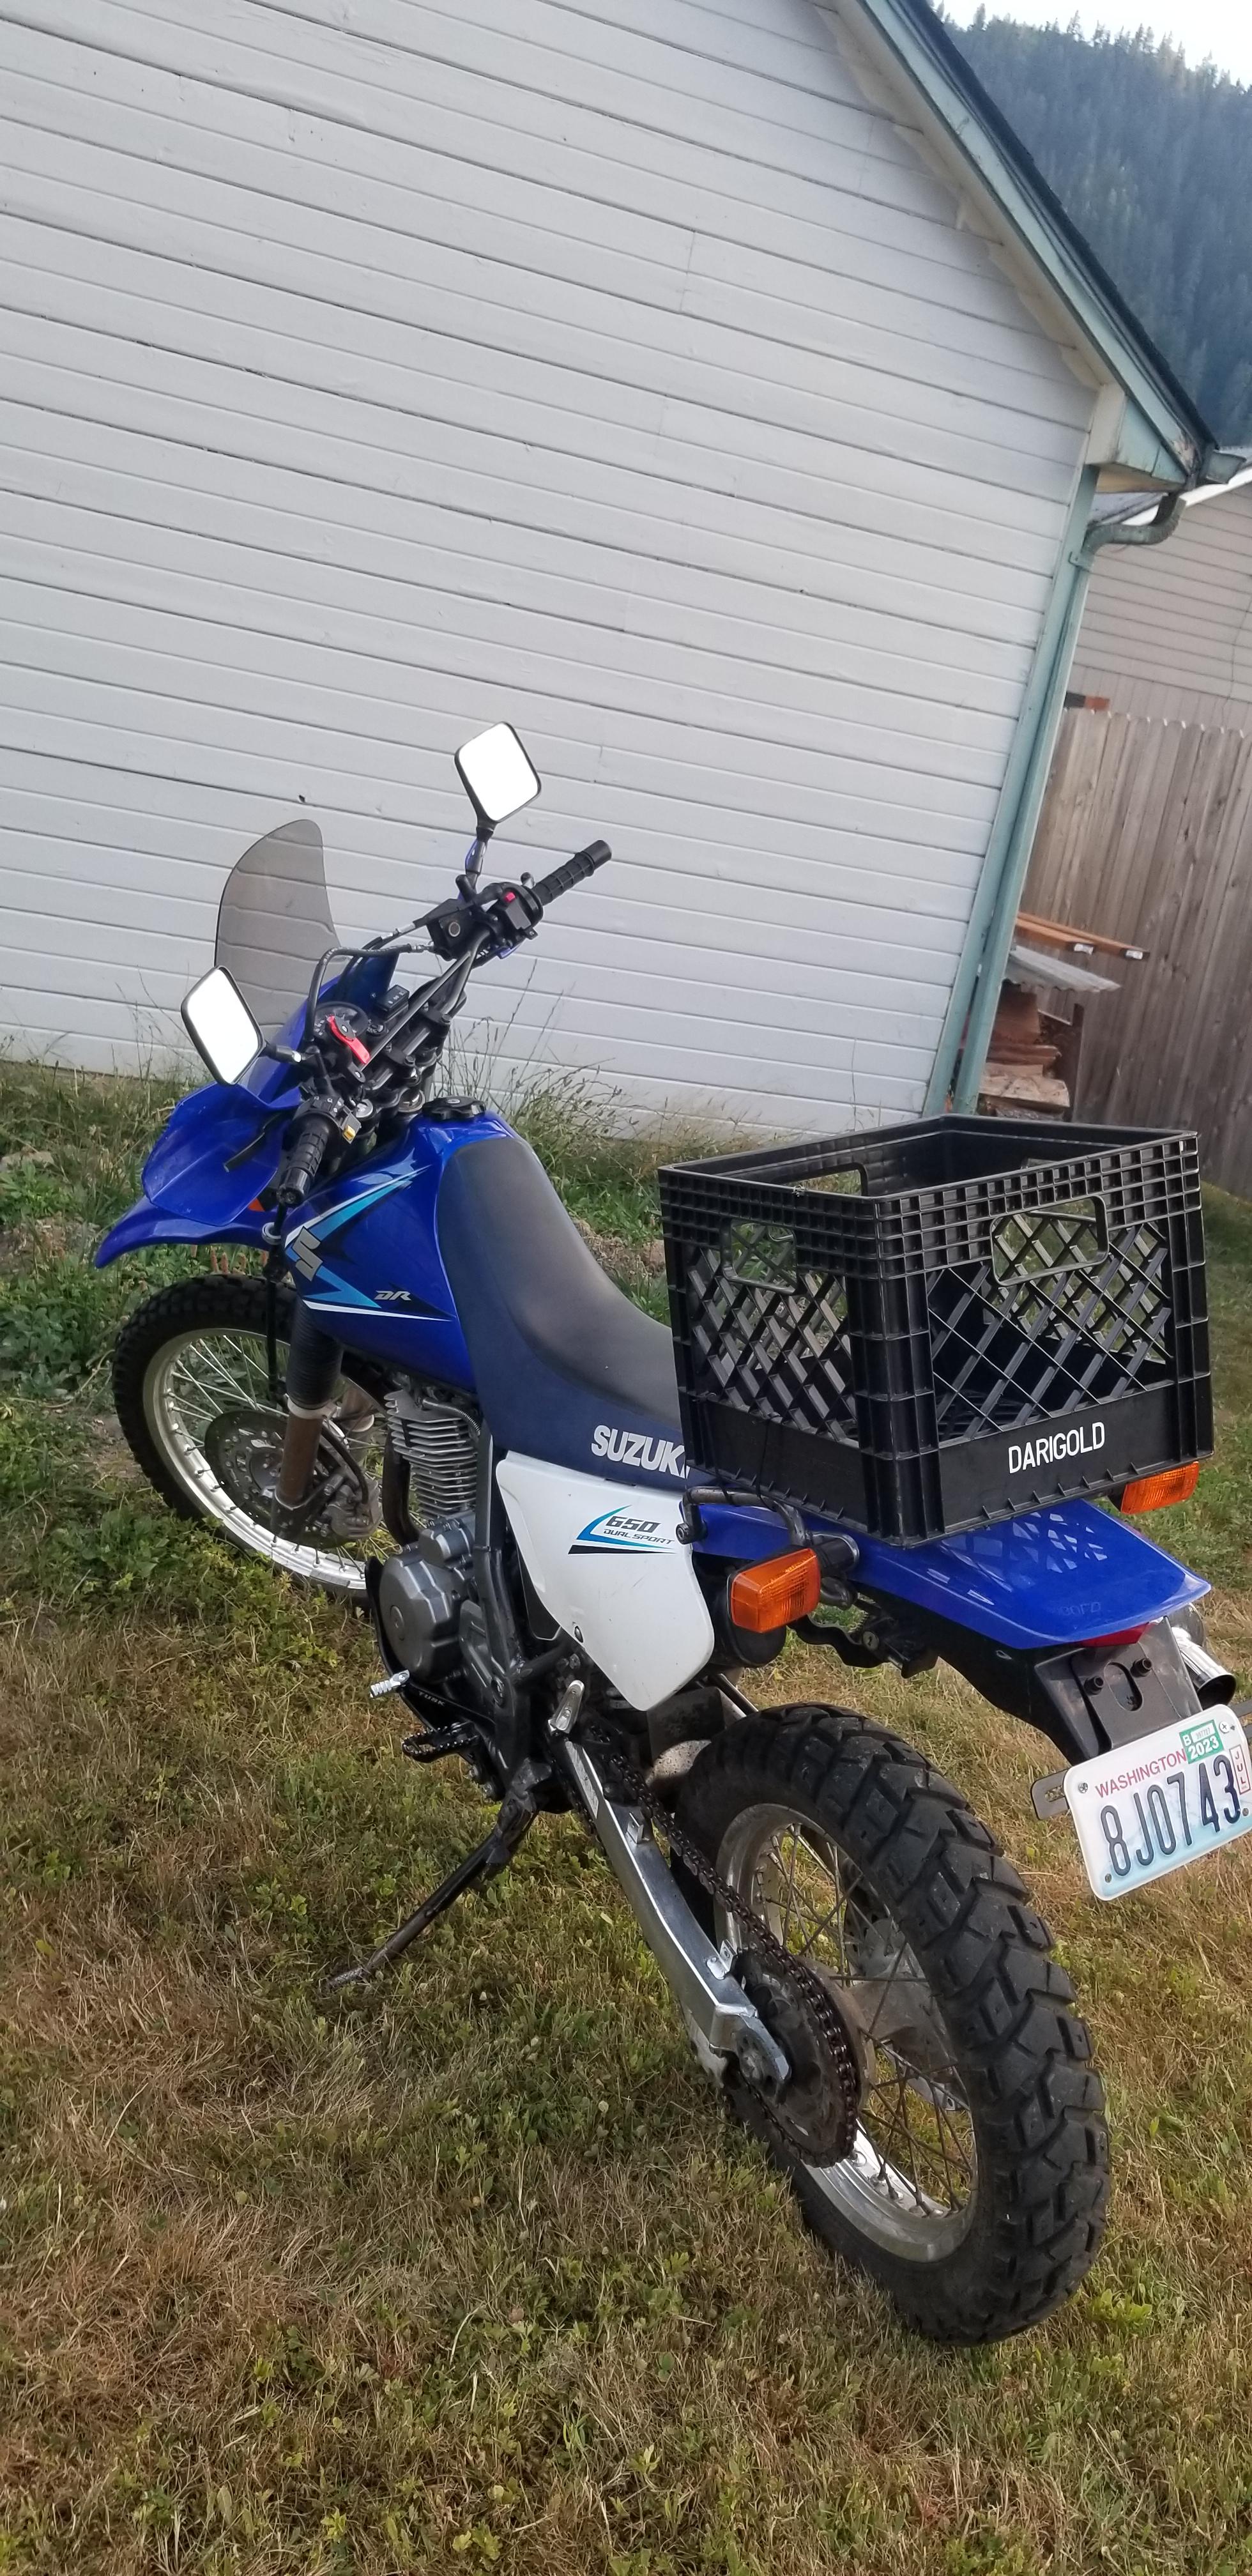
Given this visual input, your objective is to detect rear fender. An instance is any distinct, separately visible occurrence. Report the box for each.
[691,1494,1207,1652]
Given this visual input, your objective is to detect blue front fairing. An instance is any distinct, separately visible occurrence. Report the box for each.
[96,1067,298,1263]
[692,1496,1206,1652]
[96,954,394,1268]
[97,1041,508,1392]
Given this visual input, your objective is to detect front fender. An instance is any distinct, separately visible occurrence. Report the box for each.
[96,1077,294,1268]
[96,1196,273,1264]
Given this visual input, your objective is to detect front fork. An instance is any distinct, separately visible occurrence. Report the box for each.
[276,1296,347,1506]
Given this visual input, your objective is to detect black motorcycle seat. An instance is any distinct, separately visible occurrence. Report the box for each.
[436,1134,685,1487]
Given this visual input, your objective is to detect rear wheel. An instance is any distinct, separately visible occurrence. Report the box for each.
[674,1706,1109,2343]
[114,1275,392,1593]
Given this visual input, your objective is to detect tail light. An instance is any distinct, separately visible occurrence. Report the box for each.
[1118,1464,1200,1514]
[728,1549,821,1634]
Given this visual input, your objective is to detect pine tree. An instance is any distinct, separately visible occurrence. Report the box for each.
[941,12,1252,439]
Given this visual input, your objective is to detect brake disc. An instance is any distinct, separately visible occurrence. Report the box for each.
[204,1406,375,1538]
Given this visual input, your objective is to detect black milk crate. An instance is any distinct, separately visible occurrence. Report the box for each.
[659,1115,1212,1544]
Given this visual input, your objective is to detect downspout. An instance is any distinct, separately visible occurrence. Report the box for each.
[924,476,1186,1116]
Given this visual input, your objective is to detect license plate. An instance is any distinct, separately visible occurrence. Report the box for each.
[1064,1708,1252,1900]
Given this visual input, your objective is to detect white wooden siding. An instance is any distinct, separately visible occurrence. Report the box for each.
[0,0,1096,1126]
[1073,487,1252,732]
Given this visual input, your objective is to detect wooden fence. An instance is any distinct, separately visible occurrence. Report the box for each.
[1023,707,1252,1199]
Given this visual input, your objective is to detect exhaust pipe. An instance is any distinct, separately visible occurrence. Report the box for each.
[1171,1623,1238,1710]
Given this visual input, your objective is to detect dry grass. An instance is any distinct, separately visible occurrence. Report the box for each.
[2,1068,1252,2573]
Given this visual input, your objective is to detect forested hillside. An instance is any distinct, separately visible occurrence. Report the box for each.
[942,12,1252,440]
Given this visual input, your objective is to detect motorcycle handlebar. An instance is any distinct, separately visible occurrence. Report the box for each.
[274,846,613,1149]
[530,839,611,910]
[277,1110,335,1206]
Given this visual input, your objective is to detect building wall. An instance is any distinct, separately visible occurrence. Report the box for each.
[1072,485,1252,732]
[0,0,1097,1128]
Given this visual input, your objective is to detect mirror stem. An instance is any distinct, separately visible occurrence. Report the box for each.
[460,827,493,893]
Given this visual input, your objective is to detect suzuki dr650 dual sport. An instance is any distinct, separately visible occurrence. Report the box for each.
[100,723,1243,2345]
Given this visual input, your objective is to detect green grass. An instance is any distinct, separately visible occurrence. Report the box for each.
[2,1065,1252,2574]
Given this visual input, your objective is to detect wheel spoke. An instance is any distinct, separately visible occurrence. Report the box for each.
[932,2102,963,2205]
[863,2069,946,2209]
[181,1340,263,1407]
[890,2070,926,2207]
[860,2045,974,2212]
[859,1933,921,2043]
[777,1830,803,1947]
[868,2064,920,2202]
[758,1828,856,1979]
[171,1353,268,1419]
[793,1875,854,1975]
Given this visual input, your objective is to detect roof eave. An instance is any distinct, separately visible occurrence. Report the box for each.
[832,0,1215,484]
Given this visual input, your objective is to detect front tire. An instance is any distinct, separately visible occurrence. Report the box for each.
[675,1706,1109,2343]
[113,1275,392,1595]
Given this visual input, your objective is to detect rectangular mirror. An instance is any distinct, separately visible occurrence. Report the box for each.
[181,965,264,1085]
[455,722,541,829]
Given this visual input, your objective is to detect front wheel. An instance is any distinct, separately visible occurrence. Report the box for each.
[674,1708,1109,2343]
[113,1274,392,1594]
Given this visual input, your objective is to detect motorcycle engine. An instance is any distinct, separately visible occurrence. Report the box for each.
[376,1514,473,1681]
[383,1390,479,1527]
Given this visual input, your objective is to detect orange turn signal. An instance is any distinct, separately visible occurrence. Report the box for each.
[1118,1463,1200,1515]
[728,1548,822,1634]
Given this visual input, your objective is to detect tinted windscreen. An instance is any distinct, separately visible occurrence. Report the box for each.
[214,818,339,1039]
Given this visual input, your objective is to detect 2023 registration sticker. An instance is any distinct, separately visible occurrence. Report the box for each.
[1064,1708,1252,1901]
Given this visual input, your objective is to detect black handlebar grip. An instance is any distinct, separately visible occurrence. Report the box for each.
[278,1112,335,1206]
[531,839,612,909]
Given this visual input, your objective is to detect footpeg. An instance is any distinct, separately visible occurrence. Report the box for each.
[401,1722,481,1765]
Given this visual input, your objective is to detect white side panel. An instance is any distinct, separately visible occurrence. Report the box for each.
[0,0,1097,1124]
[496,1455,715,1712]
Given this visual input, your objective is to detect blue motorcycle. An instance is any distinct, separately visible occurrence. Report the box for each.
[100,723,1246,2343]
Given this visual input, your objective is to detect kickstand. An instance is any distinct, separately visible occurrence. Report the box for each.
[324,1759,549,1994]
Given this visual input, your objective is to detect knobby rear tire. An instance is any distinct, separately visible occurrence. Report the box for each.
[675,1706,1110,2344]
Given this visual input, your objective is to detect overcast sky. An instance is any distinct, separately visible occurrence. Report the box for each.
[942,3,1252,84]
